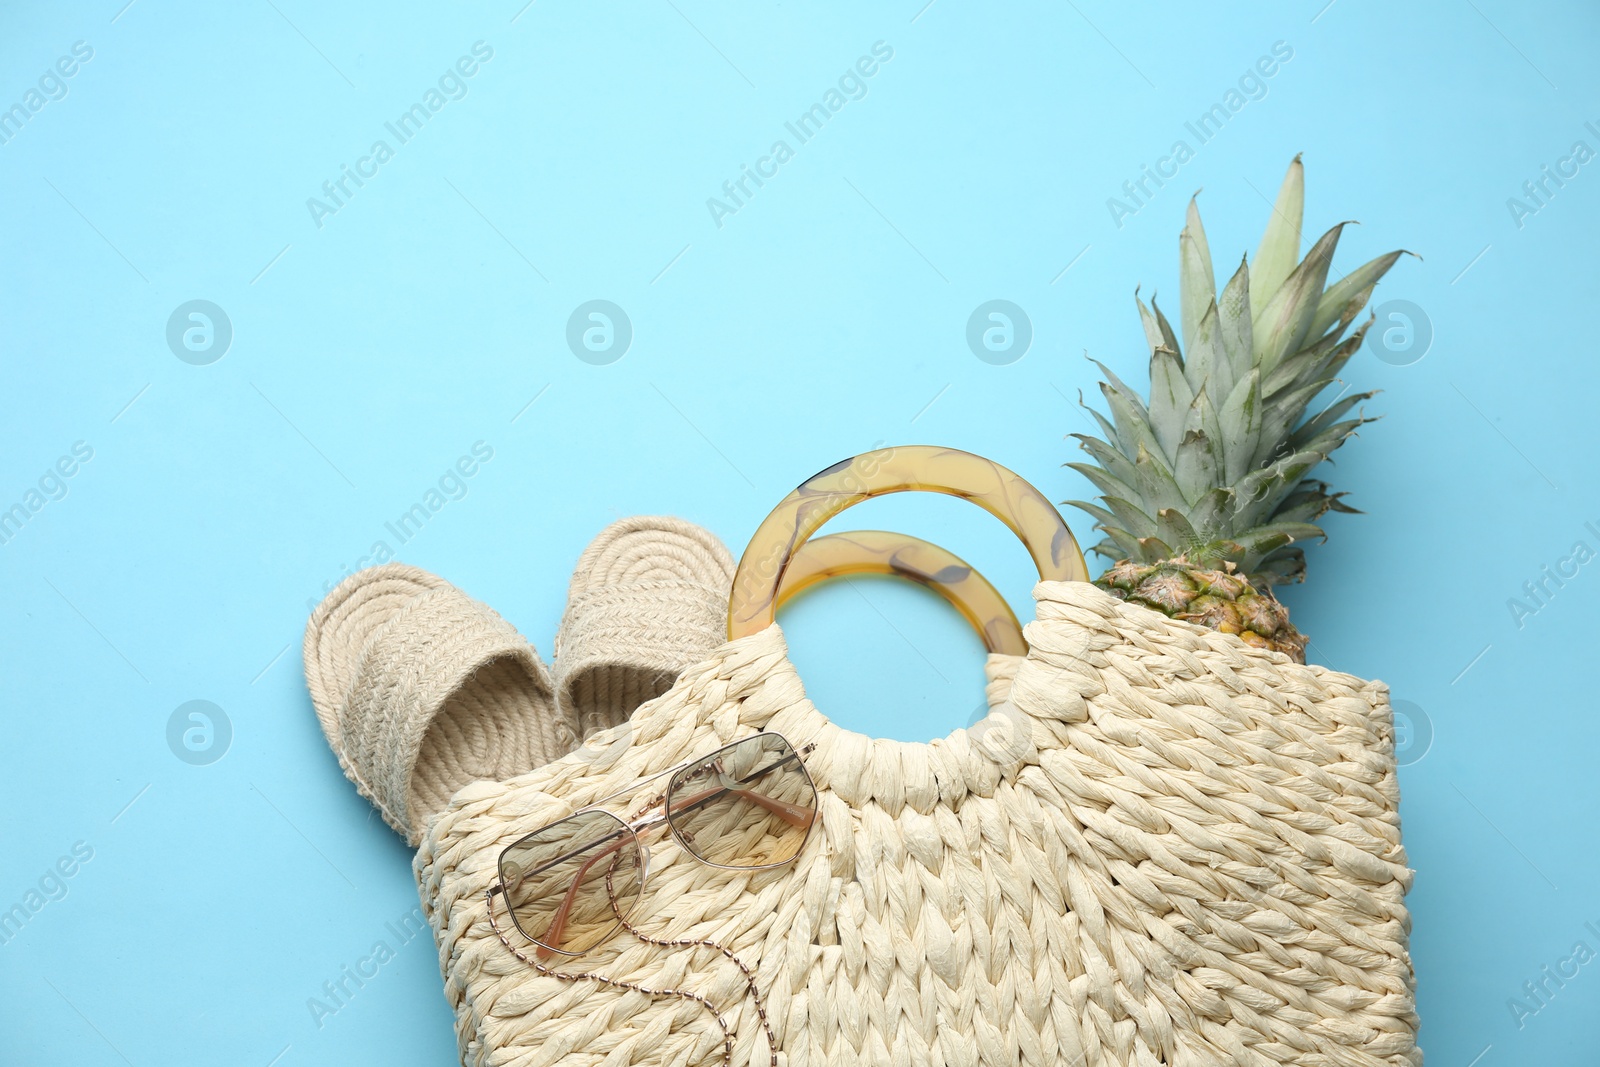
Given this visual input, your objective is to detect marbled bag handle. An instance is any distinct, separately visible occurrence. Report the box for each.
[731,445,1088,639]
[781,531,1027,655]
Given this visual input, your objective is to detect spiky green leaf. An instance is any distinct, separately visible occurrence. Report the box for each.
[1179,196,1216,352]
[1066,456,1136,502]
[1131,442,1186,513]
[1136,291,1164,359]
[1259,379,1330,454]
[1185,301,1230,401]
[1137,535,1175,560]
[1071,428,1133,470]
[1261,325,1345,396]
[1173,386,1221,503]
[1218,367,1263,483]
[1092,529,1143,561]
[1185,486,1237,541]
[1312,323,1372,388]
[1066,499,1120,530]
[1197,381,1226,485]
[1268,492,1335,525]
[1233,521,1327,561]
[1308,250,1407,339]
[1234,450,1325,525]
[1149,347,1193,461]
[1216,257,1252,385]
[1136,292,1180,361]
[1293,417,1373,462]
[1249,155,1304,310]
[1155,508,1201,554]
[1292,391,1377,446]
[1093,360,1158,454]
[1252,222,1348,373]
[1253,549,1307,586]
[1100,495,1161,538]
[1172,431,1217,508]
[1081,401,1126,455]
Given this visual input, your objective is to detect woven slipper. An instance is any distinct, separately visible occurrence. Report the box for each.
[304,563,573,845]
[552,517,735,739]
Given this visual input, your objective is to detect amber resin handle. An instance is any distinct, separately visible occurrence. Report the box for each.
[780,531,1028,655]
[730,445,1088,638]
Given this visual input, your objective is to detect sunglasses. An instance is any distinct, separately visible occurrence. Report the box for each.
[487,731,818,961]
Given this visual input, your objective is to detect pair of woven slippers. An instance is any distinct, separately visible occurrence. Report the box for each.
[303,517,732,846]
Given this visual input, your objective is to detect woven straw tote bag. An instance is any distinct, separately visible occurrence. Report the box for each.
[416,446,1418,1067]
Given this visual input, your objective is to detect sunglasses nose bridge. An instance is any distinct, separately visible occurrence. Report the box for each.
[631,807,669,834]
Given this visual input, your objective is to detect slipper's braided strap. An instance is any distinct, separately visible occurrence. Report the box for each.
[554,580,730,733]
[340,589,565,843]
[554,516,735,739]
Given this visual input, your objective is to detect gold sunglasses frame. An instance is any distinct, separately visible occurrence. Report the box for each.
[488,730,818,960]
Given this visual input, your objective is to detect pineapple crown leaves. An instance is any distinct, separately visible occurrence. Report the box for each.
[1066,156,1411,585]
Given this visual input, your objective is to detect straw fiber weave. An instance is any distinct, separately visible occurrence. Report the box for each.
[417,580,1417,1067]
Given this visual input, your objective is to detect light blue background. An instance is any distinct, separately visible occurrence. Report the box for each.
[2,0,1597,1063]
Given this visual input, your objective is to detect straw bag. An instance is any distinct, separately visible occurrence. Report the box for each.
[416,446,1418,1067]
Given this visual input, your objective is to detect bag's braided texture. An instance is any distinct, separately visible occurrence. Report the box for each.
[417,581,1416,1067]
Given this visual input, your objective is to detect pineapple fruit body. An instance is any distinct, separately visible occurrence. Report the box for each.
[1095,556,1306,660]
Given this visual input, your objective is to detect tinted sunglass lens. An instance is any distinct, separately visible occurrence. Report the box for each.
[666,734,816,869]
[498,810,643,957]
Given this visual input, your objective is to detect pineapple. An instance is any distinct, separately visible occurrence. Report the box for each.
[1067,157,1407,661]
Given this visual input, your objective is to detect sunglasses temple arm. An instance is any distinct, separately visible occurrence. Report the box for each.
[538,834,634,960]
[672,783,815,828]
[584,736,811,810]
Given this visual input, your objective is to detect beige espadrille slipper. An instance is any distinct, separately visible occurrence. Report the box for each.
[552,517,735,739]
[304,563,574,845]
